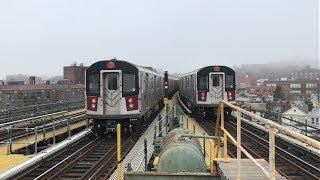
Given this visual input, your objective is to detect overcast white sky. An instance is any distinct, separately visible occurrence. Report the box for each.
[0,0,318,79]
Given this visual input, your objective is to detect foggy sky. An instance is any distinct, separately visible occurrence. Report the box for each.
[0,0,318,79]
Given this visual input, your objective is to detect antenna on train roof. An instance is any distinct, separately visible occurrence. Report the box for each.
[110,57,117,61]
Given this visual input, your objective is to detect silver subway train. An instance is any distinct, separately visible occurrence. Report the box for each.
[85,59,178,132]
[179,65,236,115]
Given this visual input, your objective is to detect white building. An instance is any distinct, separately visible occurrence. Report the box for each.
[308,108,320,128]
[282,106,308,126]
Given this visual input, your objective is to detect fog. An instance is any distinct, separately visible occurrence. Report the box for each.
[0,0,318,79]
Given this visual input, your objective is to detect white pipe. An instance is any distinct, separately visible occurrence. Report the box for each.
[0,128,91,180]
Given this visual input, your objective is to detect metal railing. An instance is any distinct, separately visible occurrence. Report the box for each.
[0,99,84,124]
[243,108,320,138]
[0,114,89,155]
[218,100,320,180]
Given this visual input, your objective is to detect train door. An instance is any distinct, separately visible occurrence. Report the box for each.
[102,71,122,114]
[208,73,224,104]
[145,73,149,110]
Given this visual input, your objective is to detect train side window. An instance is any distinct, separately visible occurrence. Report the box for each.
[17,93,23,100]
[123,73,136,93]
[88,74,100,94]
[45,91,50,99]
[198,76,208,90]
[145,74,149,91]
[211,75,220,87]
[226,75,234,89]
[107,74,118,90]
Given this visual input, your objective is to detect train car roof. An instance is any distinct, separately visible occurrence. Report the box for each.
[86,60,165,77]
[180,65,235,77]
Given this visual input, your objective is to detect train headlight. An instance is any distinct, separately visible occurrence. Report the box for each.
[87,96,98,111]
[227,90,235,101]
[198,91,207,102]
[92,98,97,104]
[128,98,133,103]
[125,95,138,111]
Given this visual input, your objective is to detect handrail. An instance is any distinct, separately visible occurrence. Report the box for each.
[222,100,320,150]
[218,100,320,180]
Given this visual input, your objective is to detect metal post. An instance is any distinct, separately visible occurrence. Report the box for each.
[305,119,308,136]
[25,127,29,155]
[236,111,241,179]
[116,124,122,180]
[144,139,148,171]
[203,133,206,157]
[165,114,168,134]
[209,141,213,174]
[159,115,162,137]
[154,125,157,143]
[269,127,276,180]
[220,103,227,161]
[6,127,10,155]
[186,117,189,130]
[67,119,71,139]
[53,121,56,145]
[42,123,47,143]
[35,127,38,154]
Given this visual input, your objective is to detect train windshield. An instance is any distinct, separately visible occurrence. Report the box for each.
[123,73,136,93]
[225,75,234,89]
[88,74,100,94]
[198,76,208,90]
[107,74,118,90]
[211,74,221,87]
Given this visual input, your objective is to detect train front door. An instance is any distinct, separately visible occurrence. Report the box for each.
[102,71,122,115]
[208,73,224,104]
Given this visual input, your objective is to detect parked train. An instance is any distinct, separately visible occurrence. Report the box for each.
[85,58,178,132]
[179,65,236,116]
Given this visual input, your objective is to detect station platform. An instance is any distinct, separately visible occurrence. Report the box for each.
[0,119,87,173]
[218,159,286,180]
[109,99,171,180]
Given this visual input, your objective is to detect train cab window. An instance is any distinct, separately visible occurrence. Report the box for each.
[88,74,100,94]
[123,74,136,93]
[211,75,221,87]
[226,75,234,89]
[107,74,118,90]
[198,76,208,90]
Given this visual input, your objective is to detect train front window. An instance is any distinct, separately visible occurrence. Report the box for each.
[88,74,100,94]
[198,76,208,90]
[123,73,136,93]
[211,75,221,87]
[107,74,118,90]
[226,75,234,89]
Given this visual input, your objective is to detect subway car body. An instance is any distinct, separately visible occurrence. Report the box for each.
[179,65,236,115]
[85,59,178,132]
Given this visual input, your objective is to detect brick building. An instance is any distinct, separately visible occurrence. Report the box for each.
[246,86,290,97]
[63,64,88,84]
[291,66,320,80]
[264,80,319,100]
[0,84,85,109]
[236,75,257,86]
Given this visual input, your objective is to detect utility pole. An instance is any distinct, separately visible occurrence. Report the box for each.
[317,77,320,103]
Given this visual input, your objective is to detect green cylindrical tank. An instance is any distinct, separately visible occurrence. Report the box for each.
[158,128,206,173]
